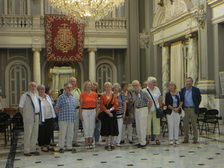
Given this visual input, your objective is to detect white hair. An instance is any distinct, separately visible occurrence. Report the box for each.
[112,83,121,90]
[147,76,157,83]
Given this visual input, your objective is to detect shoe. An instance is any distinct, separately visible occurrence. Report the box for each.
[105,145,112,151]
[146,139,150,145]
[175,140,180,145]
[182,140,189,143]
[59,148,64,153]
[116,143,121,147]
[129,141,133,144]
[41,147,49,152]
[24,153,32,156]
[111,145,115,150]
[30,151,40,155]
[72,143,80,147]
[48,146,55,151]
[120,140,125,144]
[155,139,160,145]
[137,144,146,148]
[135,143,140,147]
[72,148,77,153]
[89,145,94,149]
[66,148,76,152]
[193,140,198,144]
[169,140,173,145]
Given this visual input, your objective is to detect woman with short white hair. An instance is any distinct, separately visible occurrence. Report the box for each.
[143,76,163,145]
[37,84,56,152]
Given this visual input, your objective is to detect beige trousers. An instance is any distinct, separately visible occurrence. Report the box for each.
[59,121,74,149]
[147,110,160,135]
[23,115,39,153]
[135,107,148,145]
[183,108,198,141]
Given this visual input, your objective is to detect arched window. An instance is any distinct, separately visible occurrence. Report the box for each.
[97,63,113,92]
[9,63,28,107]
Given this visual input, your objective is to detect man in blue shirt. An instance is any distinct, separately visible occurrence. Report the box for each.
[181,77,201,144]
[56,82,76,153]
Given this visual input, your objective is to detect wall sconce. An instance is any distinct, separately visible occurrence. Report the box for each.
[139,32,150,48]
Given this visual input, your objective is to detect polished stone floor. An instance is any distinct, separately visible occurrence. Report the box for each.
[1,125,224,168]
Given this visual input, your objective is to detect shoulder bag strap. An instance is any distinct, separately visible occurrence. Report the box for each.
[146,88,157,109]
[107,94,114,107]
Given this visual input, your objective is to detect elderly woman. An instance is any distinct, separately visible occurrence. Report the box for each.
[37,85,56,152]
[80,81,98,149]
[143,76,163,145]
[165,82,183,145]
[121,83,135,144]
[98,82,119,151]
[113,83,126,146]
[92,82,102,143]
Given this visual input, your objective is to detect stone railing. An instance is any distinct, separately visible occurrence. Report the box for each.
[95,18,127,30]
[0,15,127,31]
[0,15,33,28]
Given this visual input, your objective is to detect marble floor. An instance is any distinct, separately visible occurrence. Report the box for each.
[1,126,224,168]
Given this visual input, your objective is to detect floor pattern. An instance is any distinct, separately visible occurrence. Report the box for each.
[1,124,224,168]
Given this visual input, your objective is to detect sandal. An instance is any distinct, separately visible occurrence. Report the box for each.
[155,139,160,145]
[41,147,49,152]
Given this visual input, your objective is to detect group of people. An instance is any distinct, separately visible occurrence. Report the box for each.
[18,76,201,156]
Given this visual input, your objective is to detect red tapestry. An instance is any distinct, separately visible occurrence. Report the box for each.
[45,15,85,62]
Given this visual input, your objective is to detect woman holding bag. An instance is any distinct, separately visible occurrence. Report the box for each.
[98,82,119,151]
[143,76,163,145]
[165,82,183,145]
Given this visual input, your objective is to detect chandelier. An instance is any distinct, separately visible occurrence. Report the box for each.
[48,0,126,22]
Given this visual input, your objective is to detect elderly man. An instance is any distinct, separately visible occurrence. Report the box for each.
[131,80,151,148]
[56,82,76,153]
[181,77,201,144]
[69,77,81,147]
[19,81,40,156]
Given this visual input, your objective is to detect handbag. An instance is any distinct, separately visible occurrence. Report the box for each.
[180,108,185,119]
[177,92,185,119]
[98,94,114,120]
[146,88,163,118]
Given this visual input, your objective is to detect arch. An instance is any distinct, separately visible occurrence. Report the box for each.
[5,60,31,107]
[96,59,117,92]
[153,0,189,27]
[153,7,165,27]
[42,61,84,91]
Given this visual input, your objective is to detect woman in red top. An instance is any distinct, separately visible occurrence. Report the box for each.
[80,81,98,149]
[98,82,119,151]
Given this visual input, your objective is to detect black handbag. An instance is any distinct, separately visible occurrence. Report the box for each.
[146,88,163,118]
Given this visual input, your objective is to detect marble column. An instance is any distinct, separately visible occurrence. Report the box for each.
[88,48,97,82]
[55,73,59,92]
[27,0,30,15]
[187,36,198,85]
[32,48,41,85]
[162,45,170,96]
[40,0,44,16]
[4,0,7,15]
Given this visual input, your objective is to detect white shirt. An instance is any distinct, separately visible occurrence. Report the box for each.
[143,87,161,111]
[71,88,81,107]
[19,91,40,113]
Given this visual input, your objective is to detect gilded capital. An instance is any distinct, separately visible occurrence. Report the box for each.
[88,48,97,52]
